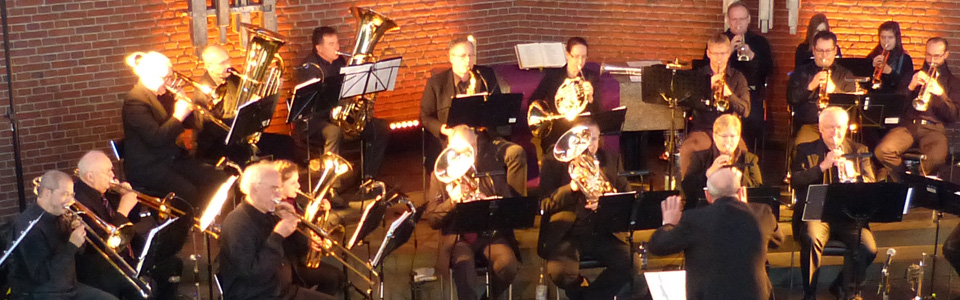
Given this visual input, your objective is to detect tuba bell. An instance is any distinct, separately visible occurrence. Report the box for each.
[222,24,286,120]
[330,7,399,139]
[553,126,616,203]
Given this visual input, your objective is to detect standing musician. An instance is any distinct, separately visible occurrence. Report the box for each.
[680,33,750,178]
[420,36,527,197]
[787,31,859,146]
[717,1,774,149]
[73,150,184,300]
[648,168,782,300]
[216,162,336,300]
[875,37,960,180]
[423,125,521,300]
[120,51,228,209]
[681,115,761,211]
[791,107,876,300]
[9,170,119,300]
[527,37,602,161]
[273,160,345,297]
[294,26,390,192]
[866,21,913,93]
[538,121,633,300]
[795,14,840,69]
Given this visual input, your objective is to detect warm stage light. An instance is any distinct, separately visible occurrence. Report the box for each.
[199,175,238,232]
[389,119,420,130]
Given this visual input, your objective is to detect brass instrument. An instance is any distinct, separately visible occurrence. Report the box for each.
[713,70,730,112]
[434,143,482,202]
[527,67,591,138]
[107,180,222,237]
[913,63,939,112]
[64,203,153,298]
[834,147,860,183]
[553,126,616,203]
[330,7,399,139]
[735,33,750,62]
[303,153,352,269]
[223,24,286,119]
[817,66,832,110]
[871,47,890,89]
[165,71,231,131]
[600,64,644,76]
[273,199,377,285]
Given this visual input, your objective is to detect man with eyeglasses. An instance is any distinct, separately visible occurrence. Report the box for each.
[217,162,336,300]
[716,1,773,150]
[787,30,859,146]
[681,114,761,211]
[875,37,960,181]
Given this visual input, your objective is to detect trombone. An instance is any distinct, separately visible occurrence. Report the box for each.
[65,203,153,298]
[165,71,231,131]
[107,180,222,238]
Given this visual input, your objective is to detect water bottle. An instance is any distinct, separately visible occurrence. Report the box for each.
[536,271,548,300]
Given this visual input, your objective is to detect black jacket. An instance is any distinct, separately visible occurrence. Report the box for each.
[681,146,762,204]
[689,65,751,132]
[866,49,913,93]
[8,204,80,296]
[722,30,774,89]
[787,62,859,125]
[896,63,960,126]
[217,202,296,300]
[648,197,783,300]
[790,138,876,221]
[420,65,501,139]
[121,83,196,177]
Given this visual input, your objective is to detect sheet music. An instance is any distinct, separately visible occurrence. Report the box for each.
[339,57,402,98]
[515,42,565,69]
[136,217,179,276]
[644,270,686,300]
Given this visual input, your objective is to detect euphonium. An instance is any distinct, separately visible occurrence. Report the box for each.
[434,142,482,203]
[817,66,832,110]
[330,7,399,139]
[553,126,616,203]
[713,70,730,113]
[914,63,940,112]
[871,47,890,90]
[222,24,285,119]
[303,153,352,269]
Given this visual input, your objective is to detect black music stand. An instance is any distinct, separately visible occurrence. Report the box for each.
[286,78,340,124]
[828,93,866,142]
[693,186,782,219]
[595,190,677,293]
[901,173,960,294]
[339,57,402,99]
[446,93,523,129]
[445,197,537,297]
[802,182,914,297]
[580,106,627,136]
[225,94,279,145]
[835,58,874,78]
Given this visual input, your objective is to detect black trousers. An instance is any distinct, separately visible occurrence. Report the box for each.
[11,283,119,300]
[743,88,766,150]
[294,118,390,182]
[798,220,877,296]
[451,235,519,300]
[875,123,949,178]
[545,232,632,300]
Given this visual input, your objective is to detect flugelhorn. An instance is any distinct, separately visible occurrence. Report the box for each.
[554,126,616,203]
[914,63,939,112]
[817,65,832,110]
[834,146,860,183]
[871,46,890,90]
[600,64,643,76]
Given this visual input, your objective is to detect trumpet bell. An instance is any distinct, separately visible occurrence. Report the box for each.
[553,125,594,162]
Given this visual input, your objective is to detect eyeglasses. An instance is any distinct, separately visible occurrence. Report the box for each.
[926,52,947,60]
[814,48,836,55]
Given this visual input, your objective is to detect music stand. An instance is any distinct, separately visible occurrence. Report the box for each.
[347,198,392,250]
[339,57,402,99]
[835,58,874,78]
[693,187,782,219]
[580,106,627,136]
[802,182,914,297]
[225,94,280,146]
[446,93,523,129]
[286,78,339,124]
[900,173,960,293]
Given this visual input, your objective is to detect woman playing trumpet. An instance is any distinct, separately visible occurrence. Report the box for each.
[866,21,913,92]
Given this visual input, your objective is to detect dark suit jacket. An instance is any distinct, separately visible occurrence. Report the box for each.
[787,62,859,125]
[790,138,876,230]
[681,147,762,204]
[648,197,783,300]
[420,65,501,139]
[121,83,196,177]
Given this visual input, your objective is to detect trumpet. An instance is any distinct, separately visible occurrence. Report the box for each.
[713,70,730,113]
[817,66,832,110]
[871,47,890,89]
[165,71,231,131]
[735,33,750,62]
[834,147,860,183]
[914,63,940,112]
[64,203,153,298]
[273,199,377,285]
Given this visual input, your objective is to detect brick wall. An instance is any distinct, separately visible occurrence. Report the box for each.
[1,0,960,219]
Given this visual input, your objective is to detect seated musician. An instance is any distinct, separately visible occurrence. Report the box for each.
[680,33,750,179]
[273,160,345,296]
[875,37,960,181]
[527,37,601,161]
[866,21,913,93]
[294,26,390,204]
[193,45,296,165]
[420,36,527,197]
[787,31,859,146]
[681,114,761,211]
[9,170,119,300]
[422,125,520,300]
[217,162,336,300]
[648,168,782,300]
[120,51,227,209]
[73,150,184,300]
[538,122,633,300]
[791,107,876,300]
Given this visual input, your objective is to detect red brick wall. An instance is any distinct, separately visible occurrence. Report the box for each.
[1,0,959,218]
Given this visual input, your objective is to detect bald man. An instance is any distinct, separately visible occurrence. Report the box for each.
[648,168,781,299]
[791,107,876,299]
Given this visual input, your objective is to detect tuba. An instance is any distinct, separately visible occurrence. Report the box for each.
[222,24,286,120]
[434,143,482,203]
[527,67,591,138]
[330,7,399,139]
[913,63,939,112]
[302,153,352,269]
[553,126,616,203]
